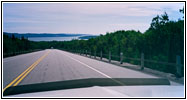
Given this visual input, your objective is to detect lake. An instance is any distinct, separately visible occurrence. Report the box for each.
[28,36,80,41]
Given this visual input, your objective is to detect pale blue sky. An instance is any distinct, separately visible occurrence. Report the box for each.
[3,2,184,35]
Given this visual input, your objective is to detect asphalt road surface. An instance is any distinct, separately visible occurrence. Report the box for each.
[3,49,179,90]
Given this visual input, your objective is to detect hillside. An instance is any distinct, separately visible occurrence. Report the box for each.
[3,32,87,38]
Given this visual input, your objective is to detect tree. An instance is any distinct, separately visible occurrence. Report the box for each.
[179,7,184,14]
[12,34,15,40]
[150,12,169,30]
[160,12,169,25]
[179,7,184,19]
[21,36,25,40]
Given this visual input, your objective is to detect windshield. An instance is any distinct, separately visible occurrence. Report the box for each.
[3,2,184,98]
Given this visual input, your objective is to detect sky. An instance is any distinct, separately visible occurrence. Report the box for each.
[3,2,184,35]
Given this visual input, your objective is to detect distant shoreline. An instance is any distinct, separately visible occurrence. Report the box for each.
[3,32,98,41]
[3,32,88,38]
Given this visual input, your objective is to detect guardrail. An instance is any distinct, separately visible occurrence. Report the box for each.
[3,49,42,58]
[64,49,184,77]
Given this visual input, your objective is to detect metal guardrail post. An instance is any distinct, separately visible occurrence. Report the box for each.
[120,52,123,64]
[176,55,182,77]
[86,50,87,56]
[100,51,102,60]
[109,51,111,62]
[90,51,91,58]
[94,51,96,59]
[141,53,144,70]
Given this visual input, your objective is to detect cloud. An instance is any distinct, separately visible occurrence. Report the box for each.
[3,2,184,34]
[4,3,184,17]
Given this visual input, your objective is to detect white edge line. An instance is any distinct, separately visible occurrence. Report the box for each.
[60,51,112,79]
[59,50,125,85]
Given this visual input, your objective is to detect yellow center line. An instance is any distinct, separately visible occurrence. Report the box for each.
[3,62,37,92]
[13,52,49,86]
[3,50,50,92]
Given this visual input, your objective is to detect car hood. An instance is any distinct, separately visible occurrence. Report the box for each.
[6,85,184,97]
[3,78,184,97]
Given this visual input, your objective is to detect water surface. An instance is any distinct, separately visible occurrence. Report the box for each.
[28,36,80,41]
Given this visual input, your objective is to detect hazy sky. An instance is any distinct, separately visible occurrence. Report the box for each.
[3,2,184,35]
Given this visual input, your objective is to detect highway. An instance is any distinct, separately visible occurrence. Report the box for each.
[3,49,179,91]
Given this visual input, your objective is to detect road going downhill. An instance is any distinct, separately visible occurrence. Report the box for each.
[4,49,173,90]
